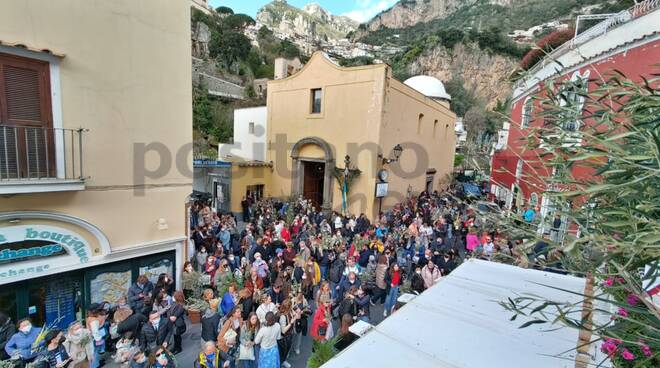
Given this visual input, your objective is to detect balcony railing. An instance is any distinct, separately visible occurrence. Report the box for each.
[525,0,660,77]
[0,125,86,193]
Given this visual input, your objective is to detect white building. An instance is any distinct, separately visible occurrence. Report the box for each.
[454,117,467,147]
[218,106,268,162]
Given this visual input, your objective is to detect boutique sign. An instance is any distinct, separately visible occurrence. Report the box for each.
[0,225,93,282]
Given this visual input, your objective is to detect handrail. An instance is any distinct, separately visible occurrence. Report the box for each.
[0,125,85,181]
[524,0,660,77]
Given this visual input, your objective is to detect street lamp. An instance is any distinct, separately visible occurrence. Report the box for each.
[380,143,403,165]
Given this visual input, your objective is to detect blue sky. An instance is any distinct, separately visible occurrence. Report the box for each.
[209,0,397,23]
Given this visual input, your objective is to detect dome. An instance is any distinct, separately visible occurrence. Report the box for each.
[403,76,451,101]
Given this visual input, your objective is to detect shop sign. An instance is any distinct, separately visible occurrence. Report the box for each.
[375,182,388,198]
[0,225,93,281]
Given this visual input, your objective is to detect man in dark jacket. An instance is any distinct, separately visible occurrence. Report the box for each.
[116,311,148,339]
[328,256,344,300]
[200,304,221,346]
[337,286,358,319]
[127,275,154,314]
[0,312,15,361]
[140,311,173,353]
[337,272,361,305]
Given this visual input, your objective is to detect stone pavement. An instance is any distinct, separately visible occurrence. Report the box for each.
[106,302,387,368]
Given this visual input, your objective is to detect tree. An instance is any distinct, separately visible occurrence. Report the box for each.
[494,73,660,367]
[215,6,234,15]
[437,28,465,49]
[209,31,252,66]
[444,76,477,117]
[277,39,300,59]
[223,14,255,31]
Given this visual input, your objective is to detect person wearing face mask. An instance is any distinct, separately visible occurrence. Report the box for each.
[217,225,231,253]
[128,275,154,314]
[129,350,148,368]
[439,250,458,275]
[196,246,209,273]
[252,253,269,280]
[139,311,173,353]
[195,341,231,368]
[4,318,42,363]
[0,311,16,361]
[40,329,71,368]
[410,266,426,294]
[151,347,175,368]
[62,321,94,367]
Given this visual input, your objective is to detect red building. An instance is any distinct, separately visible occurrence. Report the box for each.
[490,0,660,234]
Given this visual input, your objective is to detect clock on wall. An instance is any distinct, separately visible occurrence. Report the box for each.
[378,169,389,182]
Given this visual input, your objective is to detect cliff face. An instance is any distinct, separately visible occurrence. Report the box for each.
[364,0,514,32]
[256,0,358,41]
[408,43,517,108]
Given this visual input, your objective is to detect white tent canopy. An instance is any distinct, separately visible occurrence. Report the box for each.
[322,259,609,368]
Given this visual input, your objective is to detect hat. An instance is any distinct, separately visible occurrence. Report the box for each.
[276,248,283,255]
[88,303,102,311]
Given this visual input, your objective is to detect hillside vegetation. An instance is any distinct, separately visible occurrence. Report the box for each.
[191,7,304,156]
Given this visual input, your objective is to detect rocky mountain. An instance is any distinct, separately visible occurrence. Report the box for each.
[256,0,358,42]
[362,0,513,33]
[408,43,517,109]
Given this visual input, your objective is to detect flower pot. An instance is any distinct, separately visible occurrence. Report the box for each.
[188,308,201,324]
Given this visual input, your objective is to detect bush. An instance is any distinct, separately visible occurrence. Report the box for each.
[519,28,574,70]
[339,56,375,67]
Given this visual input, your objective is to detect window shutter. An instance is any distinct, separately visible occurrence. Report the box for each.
[0,53,53,178]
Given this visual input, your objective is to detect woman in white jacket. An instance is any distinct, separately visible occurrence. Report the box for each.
[421,259,442,289]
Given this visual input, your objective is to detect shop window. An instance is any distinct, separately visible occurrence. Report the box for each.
[90,270,132,305]
[139,258,174,285]
[310,88,322,114]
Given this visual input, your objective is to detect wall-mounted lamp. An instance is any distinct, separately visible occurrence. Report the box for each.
[378,144,403,165]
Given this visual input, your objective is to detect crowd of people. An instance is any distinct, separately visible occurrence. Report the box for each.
[2,188,551,368]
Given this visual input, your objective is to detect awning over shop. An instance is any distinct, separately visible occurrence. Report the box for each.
[322,259,610,368]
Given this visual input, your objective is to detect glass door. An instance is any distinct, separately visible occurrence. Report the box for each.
[0,289,18,325]
[26,275,82,330]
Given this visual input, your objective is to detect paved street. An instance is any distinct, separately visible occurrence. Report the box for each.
[105,302,387,367]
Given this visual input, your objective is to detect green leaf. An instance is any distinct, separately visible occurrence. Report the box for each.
[519,319,546,329]
[637,232,660,244]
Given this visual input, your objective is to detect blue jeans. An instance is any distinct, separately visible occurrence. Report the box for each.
[319,266,328,281]
[330,281,339,300]
[240,360,256,368]
[384,286,399,314]
[90,344,101,368]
